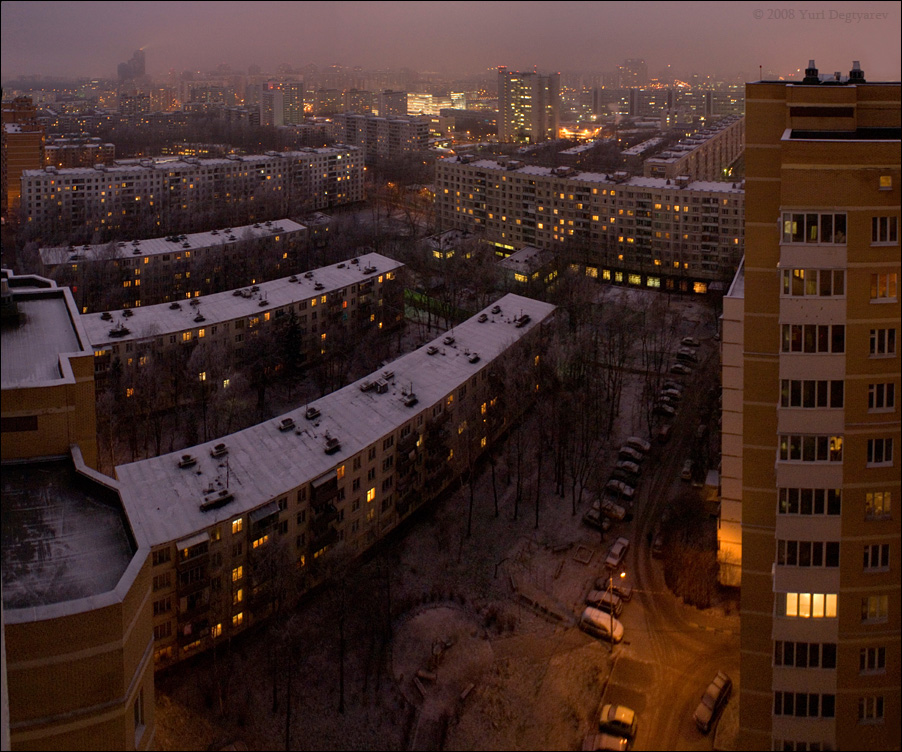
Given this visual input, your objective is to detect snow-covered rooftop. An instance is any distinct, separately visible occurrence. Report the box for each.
[448,158,743,193]
[1,458,136,610]
[115,293,556,547]
[81,252,403,348]
[40,218,307,268]
[1,289,88,386]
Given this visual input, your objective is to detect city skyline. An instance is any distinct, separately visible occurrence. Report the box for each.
[2,1,901,83]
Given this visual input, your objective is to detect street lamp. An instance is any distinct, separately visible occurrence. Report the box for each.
[608,569,626,653]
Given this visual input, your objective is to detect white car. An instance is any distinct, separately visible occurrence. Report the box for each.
[579,606,625,643]
[681,337,700,347]
[604,536,630,569]
[618,446,644,463]
[614,460,641,477]
[605,479,635,501]
[670,362,692,375]
[624,436,651,453]
[600,498,627,520]
[681,458,694,480]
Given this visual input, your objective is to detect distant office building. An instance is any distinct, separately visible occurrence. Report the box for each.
[378,89,408,117]
[497,67,560,143]
[644,115,744,181]
[406,93,452,117]
[118,48,146,82]
[21,147,364,240]
[260,86,285,126]
[331,113,430,161]
[436,156,743,291]
[734,65,900,752]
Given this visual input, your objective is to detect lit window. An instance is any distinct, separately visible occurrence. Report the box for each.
[366,488,375,503]
[232,518,243,534]
[232,612,243,627]
[232,566,243,582]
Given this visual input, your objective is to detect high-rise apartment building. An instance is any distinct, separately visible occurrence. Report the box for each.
[736,63,900,750]
[1,96,45,217]
[497,67,560,144]
[260,86,285,126]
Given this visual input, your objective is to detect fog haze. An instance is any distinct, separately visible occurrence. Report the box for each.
[2,0,900,81]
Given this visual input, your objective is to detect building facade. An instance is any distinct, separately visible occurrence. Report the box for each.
[40,219,310,312]
[330,113,430,162]
[739,69,900,750]
[1,270,154,751]
[644,115,745,181]
[497,68,560,144]
[114,294,555,668]
[80,253,405,399]
[20,148,363,241]
[435,156,744,292]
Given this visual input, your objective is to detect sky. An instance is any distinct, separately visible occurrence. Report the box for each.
[2,1,900,83]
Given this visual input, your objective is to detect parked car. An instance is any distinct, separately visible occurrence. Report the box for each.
[604,536,630,569]
[670,362,692,375]
[582,732,629,751]
[693,671,732,733]
[610,468,637,486]
[598,703,639,741]
[582,504,612,532]
[579,607,624,643]
[653,402,677,417]
[681,336,700,347]
[661,388,682,401]
[600,498,627,520]
[595,575,634,602]
[618,446,644,463]
[624,436,651,453]
[681,459,694,480]
[651,533,665,558]
[676,348,698,363]
[614,460,641,477]
[663,380,683,392]
[605,479,635,501]
[655,424,672,444]
[585,589,624,616]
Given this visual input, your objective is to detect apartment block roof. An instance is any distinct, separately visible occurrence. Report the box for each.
[81,252,403,348]
[1,282,91,387]
[115,293,556,547]
[446,158,744,194]
[1,456,137,612]
[39,218,307,268]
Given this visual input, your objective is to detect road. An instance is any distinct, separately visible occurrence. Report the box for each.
[601,320,740,750]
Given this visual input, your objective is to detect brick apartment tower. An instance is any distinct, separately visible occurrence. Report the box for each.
[739,63,900,749]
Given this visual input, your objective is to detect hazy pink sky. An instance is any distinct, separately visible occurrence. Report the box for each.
[2,1,900,81]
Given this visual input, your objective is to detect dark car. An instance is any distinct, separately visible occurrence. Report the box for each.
[693,671,732,733]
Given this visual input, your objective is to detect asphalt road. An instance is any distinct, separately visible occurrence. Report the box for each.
[600,323,740,751]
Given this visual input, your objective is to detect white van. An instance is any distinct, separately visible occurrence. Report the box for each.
[579,607,624,643]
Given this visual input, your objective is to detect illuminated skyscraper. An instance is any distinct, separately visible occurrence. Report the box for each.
[497,67,560,144]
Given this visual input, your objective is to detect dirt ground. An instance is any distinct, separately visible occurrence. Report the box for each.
[152,291,728,751]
